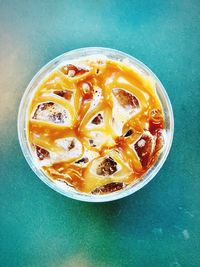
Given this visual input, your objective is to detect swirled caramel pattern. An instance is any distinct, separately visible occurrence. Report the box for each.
[27,58,165,194]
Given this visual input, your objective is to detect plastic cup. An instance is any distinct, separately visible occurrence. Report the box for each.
[18,47,174,202]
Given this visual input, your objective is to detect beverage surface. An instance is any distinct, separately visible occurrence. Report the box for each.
[27,57,165,194]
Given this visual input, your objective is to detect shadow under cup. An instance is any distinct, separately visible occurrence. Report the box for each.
[18,47,174,202]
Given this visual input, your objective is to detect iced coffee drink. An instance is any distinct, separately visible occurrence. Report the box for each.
[27,55,165,195]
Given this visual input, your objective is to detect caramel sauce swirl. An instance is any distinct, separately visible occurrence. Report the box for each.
[27,58,165,194]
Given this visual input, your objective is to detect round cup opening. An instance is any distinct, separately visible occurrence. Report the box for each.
[18,47,174,202]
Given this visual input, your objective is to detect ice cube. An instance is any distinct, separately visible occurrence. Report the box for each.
[53,137,82,162]
[60,64,89,77]
[35,145,49,160]
[74,148,99,167]
[92,182,125,194]
[54,90,73,100]
[96,157,118,176]
[32,102,71,125]
[134,131,156,167]
[112,88,139,111]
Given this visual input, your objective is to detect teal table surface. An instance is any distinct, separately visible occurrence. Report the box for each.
[0,1,200,266]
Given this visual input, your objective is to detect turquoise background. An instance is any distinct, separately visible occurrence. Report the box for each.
[0,0,200,266]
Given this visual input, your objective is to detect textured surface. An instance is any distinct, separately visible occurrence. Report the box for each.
[0,0,200,266]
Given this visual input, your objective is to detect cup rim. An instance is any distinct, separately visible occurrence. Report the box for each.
[17,47,174,202]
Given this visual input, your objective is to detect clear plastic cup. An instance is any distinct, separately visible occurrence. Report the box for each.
[18,47,174,202]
